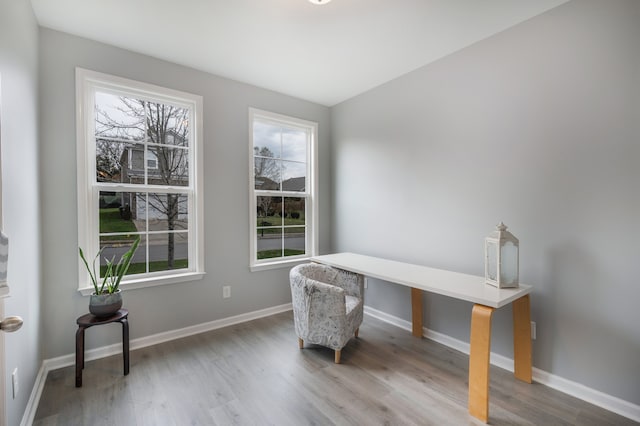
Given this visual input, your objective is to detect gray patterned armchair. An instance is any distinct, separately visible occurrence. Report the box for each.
[289,263,364,363]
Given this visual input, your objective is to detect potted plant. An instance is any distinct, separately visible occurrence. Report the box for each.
[79,237,140,317]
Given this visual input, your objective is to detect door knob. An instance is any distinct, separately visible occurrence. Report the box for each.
[0,316,23,333]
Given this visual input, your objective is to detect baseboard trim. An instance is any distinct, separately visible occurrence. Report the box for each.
[21,303,292,426]
[363,305,640,423]
[532,368,640,424]
[19,362,48,426]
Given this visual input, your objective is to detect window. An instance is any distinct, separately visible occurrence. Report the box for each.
[76,68,204,294]
[146,150,158,169]
[249,108,318,270]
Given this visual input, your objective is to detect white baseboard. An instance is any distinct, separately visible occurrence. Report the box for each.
[532,368,640,424]
[363,305,640,423]
[20,303,292,426]
[19,362,47,426]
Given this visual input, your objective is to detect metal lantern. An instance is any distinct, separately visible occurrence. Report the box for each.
[484,222,519,288]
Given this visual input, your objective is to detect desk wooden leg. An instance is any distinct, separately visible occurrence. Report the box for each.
[513,294,532,383]
[468,304,495,423]
[411,288,423,337]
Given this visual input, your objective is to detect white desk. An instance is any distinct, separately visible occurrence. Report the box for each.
[311,252,532,423]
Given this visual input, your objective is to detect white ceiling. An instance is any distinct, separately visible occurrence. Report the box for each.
[31,0,567,106]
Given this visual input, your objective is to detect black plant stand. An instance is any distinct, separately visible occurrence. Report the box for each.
[75,309,129,387]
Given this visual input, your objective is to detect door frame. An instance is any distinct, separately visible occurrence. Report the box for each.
[0,72,7,426]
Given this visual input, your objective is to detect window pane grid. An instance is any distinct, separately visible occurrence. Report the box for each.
[254,185,308,262]
[79,69,203,291]
[97,175,191,278]
[96,183,191,194]
[95,136,141,144]
[95,91,191,188]
[145,142,189,152]
[250,108,315,267]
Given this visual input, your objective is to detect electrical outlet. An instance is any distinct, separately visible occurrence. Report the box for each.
[531,321,537,340]
[223,286,231,299]
[12,368,18,399]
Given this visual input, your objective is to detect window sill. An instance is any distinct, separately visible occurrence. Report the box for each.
[250,257,311,272]
[78,271,206,296]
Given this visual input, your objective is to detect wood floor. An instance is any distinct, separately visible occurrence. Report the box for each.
[33,311,636,426]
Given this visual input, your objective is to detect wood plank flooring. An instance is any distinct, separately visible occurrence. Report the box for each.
[33,312,636,426]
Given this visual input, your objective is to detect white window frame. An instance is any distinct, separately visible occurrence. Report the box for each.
[249,108,318,271]
[76,68,204,295]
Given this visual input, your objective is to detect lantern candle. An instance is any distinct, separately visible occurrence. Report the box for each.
[484,222,519,288]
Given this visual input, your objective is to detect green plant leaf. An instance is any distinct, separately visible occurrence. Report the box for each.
[79,246,105,294]
[110,237,140,292]
[80,237,140,295]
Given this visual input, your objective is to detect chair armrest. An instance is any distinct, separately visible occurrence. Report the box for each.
[303,278,345,303]
[292,277,346,314]
[331,269,363,298]
[305,280,349,331]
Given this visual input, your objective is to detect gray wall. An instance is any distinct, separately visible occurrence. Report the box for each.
[39,29,331,359]
[0,0,43,425]
[331,0,639,406]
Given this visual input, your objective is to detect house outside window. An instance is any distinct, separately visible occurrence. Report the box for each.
[76,68,204,294]
[249,108,318,271]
